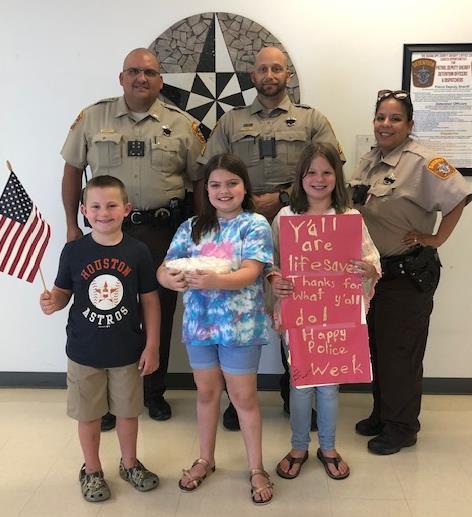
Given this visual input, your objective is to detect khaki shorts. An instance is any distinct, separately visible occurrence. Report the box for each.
[67,359,144,421]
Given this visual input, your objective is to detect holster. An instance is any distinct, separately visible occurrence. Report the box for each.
[381,246,441,292]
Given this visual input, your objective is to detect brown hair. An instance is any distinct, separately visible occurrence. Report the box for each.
[191,154,255,244]
[83,175,128,204]
[290,142,350,214]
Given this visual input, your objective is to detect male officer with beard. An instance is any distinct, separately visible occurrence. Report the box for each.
[198,46,344,430]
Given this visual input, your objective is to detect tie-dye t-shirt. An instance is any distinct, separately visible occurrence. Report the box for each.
[164,211,273,347]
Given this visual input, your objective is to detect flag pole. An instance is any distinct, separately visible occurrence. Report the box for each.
[5,160,48,291]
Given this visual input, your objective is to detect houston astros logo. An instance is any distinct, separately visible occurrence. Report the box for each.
[88,274,123,310]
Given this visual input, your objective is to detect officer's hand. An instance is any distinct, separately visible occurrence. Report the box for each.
[67,225,83,242]
[253,192,281,223]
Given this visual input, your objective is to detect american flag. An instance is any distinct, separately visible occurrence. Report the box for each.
[0,171,51,283]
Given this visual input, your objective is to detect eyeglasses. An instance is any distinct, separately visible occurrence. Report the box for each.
[377,90,410,101]
[123,67,160,78]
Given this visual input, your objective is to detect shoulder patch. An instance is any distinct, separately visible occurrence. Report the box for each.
[294,103,312,109]
[70,110,84,130]
[192,121,206,144]
[427,157,457,180]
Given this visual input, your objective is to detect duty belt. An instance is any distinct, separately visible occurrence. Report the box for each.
[123,198,183,226]
[125,208,170,225]
[380,246,439,281]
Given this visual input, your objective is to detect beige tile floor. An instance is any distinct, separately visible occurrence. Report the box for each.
[0,389,471,517]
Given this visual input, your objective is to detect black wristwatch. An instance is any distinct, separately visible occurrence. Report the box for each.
[279,190,290,206]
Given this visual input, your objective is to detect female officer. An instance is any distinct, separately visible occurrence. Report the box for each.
[349,90,471,455]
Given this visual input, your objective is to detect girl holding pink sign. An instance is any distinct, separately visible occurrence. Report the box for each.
[270,142,380,480]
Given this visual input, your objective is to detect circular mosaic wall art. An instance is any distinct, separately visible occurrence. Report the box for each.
[149,12,300,139]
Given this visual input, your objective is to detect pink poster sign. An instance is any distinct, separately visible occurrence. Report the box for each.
[279,214,372,386]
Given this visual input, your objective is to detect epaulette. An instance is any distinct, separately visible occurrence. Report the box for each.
[91,97,119,106]
[69,97,119,130]
[294,103,312,109]
[233,106,245,110]
[161,101,187,115]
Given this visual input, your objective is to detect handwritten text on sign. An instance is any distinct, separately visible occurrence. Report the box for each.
[279,214,372,386]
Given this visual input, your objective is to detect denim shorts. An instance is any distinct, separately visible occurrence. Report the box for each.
[185,343,262,375]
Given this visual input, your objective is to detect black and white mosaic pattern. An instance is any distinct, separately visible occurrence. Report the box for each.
[149,12,300,139]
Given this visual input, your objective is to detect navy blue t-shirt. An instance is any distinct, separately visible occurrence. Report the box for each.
[55,234,158,368]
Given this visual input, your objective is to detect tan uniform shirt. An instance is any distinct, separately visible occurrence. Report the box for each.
[61,96,204,210]
[349,138,472,257]
[198,95,344,194]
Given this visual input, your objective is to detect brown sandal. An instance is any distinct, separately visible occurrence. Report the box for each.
[249,468,274,505]
[178,458,215,492]
[276,450,309,479]
[316,448,350,480]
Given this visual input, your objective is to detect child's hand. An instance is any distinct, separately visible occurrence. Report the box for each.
[350,260,377,280]
[185,269,219,289]
[39,290,57,315]
[138,345,159,376]
[161,267,188,292]
[271,276,294,298]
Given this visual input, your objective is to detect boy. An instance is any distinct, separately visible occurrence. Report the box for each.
[40,175,160,502]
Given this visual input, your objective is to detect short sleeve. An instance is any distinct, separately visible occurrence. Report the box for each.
[309,110,345,162]
[164,219,193,261]
[241,215,273,267]
[184,118,205,181]
[60,109,88,169]
[136,243,159,294]
[54,243,73,290]
[197,114,231,166]
[417,158,472,215]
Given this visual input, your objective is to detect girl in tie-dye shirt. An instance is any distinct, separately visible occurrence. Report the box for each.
[157,154,274,505]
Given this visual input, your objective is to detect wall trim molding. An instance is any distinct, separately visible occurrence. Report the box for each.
[1,372,471,394]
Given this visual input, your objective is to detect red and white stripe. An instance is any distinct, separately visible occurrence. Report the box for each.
[0,206,51,282]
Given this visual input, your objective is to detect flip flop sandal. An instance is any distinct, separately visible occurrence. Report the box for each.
[316,448,350,480]
[249,468,274,505]
[276,451,309,479]
[178,458,215,492]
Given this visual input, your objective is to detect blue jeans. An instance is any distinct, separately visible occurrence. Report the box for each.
[290,381,339,451]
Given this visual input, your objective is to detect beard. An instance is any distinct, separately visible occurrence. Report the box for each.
[254,80,287,98]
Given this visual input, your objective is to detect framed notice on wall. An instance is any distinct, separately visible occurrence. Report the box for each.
[402,43,472,176]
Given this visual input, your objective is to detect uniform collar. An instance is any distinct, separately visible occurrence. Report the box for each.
[380,137,413,167]
[249,94,292,115]
[115,96,163,121]
[362,137,413,168]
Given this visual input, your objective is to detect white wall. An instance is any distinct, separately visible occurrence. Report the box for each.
[1,0,471,376]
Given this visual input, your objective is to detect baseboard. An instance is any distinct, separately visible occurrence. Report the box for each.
[1,372,471,394]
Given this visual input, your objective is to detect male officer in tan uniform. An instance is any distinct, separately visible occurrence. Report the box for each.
[198,46,344,430]
[61,48,204,429]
